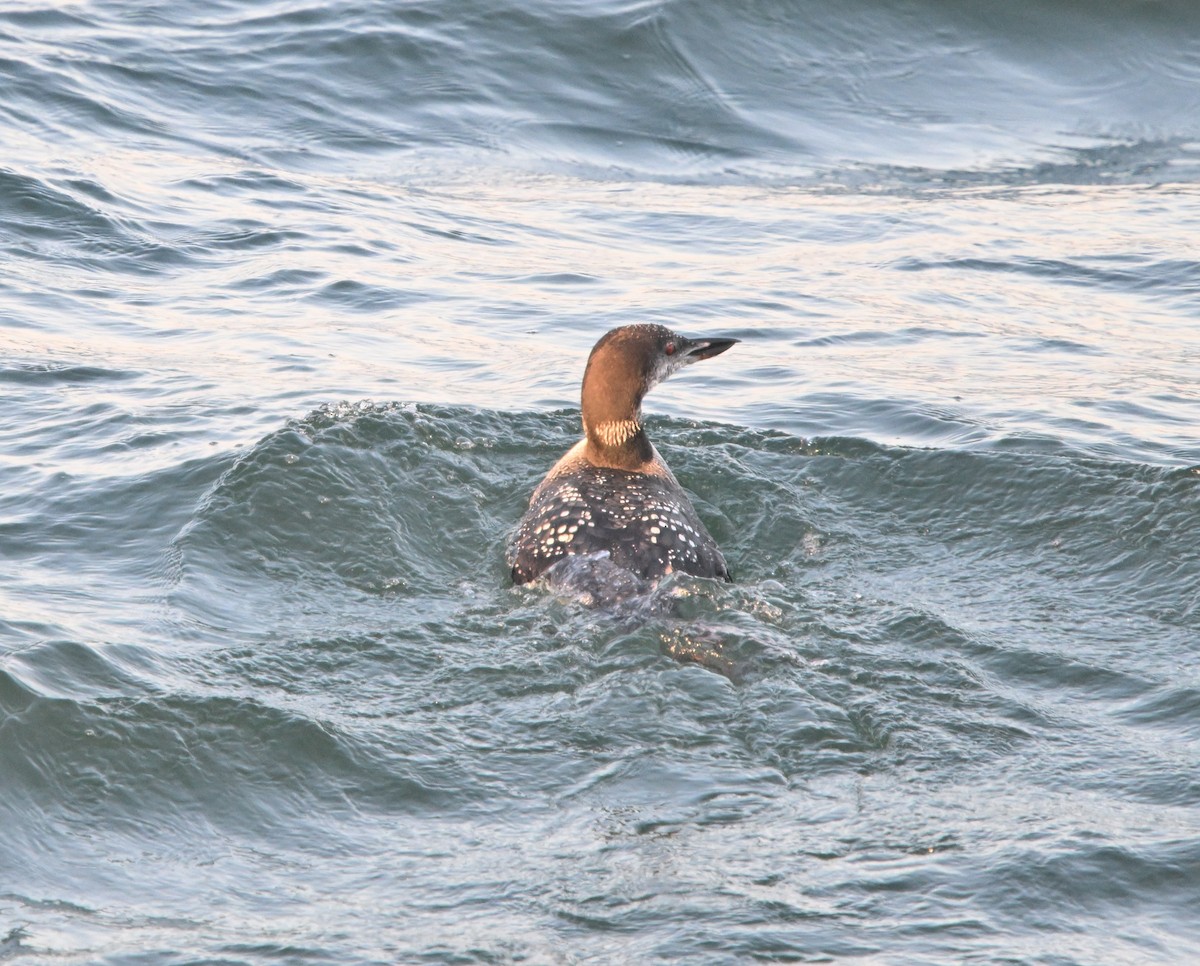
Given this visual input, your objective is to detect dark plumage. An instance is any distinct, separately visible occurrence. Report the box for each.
[508,323,738,588]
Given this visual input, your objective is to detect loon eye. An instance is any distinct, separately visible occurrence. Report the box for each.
[664,342,676,356]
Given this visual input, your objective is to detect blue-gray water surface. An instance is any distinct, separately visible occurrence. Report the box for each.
[2,1,1199,963]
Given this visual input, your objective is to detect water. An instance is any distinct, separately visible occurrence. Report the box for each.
[2,0,1199,962]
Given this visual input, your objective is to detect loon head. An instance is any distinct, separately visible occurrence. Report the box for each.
[579,323,739,469]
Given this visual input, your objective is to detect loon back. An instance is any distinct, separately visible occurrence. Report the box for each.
[508,323,738,589]
[509,459,730,585]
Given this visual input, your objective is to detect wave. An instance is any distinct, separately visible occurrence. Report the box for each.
[168,402,1199,636]
[3,0,1199,183]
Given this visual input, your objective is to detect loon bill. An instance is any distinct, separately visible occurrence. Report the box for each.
[508,323,739,588]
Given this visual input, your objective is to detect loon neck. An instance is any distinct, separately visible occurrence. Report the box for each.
[580,341,655,470]
[583,417,655,471]
[579,324,682,471]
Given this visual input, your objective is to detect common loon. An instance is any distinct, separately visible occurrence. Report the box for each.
[508,323,739,591]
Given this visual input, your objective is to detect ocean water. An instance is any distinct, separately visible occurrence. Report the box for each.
[2,0,1199,962]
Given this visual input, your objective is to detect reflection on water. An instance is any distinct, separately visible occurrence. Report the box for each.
[6,171,1197,466]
